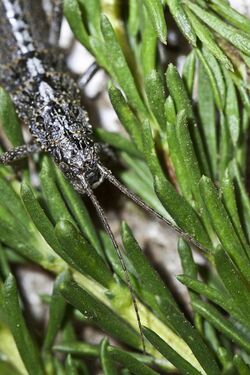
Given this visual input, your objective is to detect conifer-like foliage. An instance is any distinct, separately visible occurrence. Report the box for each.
[0,0,250,374]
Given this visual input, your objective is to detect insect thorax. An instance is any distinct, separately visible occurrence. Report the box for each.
[30,73,102,188]
[34,94,102,187]
[3,53,102,188]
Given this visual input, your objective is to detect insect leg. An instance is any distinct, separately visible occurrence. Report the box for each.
[98,164,205,251]
[0,144,40,165]
[79,175,146,353]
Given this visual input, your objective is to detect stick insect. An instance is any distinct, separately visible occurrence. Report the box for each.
[0,0,204,351]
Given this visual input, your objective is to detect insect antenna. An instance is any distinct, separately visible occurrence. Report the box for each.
[78,62,99,89]
[98,164,205,252]
[79,175,146,353]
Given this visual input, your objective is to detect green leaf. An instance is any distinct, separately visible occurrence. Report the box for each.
[145,70,166,129]
[120,227,218,374]
[224,69,240,146]
[110,225,216,373]
[108,85,144,152]
[177,275,245,324]
[3,274,44,375]
[0,180,60,270]
[214,246,250,326]
[0,88,23,146]
[53,341,99,357]
[54,358,67,375]
[100,339,119,375]
[75,361,90,375]
[89,35,110,72]
[182,50,196,95]
[142,120,164,177]
[142,0,167,43]
[100,231,124,281]
[202,48,226,109]
[65,354,78,375]
[108,346,159,375]
[197,62,217,178]
[193,300,250,354]
[0,361,23,375]
[21,180,61,254]
[78,0,101,37]
[177,239,202,314]
[228,161,250,241]
[43,273,67,351]
[210,0,250,35]
[59,272,141,349]
[55,220,113,288]
[166,120,192,201]
[0,243,10,279]
[187,2,250,56]
[128,0,140,37]
[166,0,197,46]
[55,168,104,257]
[121,370,131,375]
[0,176,28,225]
[237,109,249,172]
[219,112,233,180]
[199,176,250,282]
[221,170,250,255]
[94,128,142,158]
[121,222,178,310]
[54,340,168,372]
[143,119,211,249]
[143,327,202,375]
[196,48,225,110]
[101,15,146,116]
[120,155,170,219]
[63,0,91,50]
[166,64,193,119]
[40,157,74,225]
[233,354,250,375]
[166,64,210,176]
[178,239,197,279]
[175,110,201,203]
[154,173,211,249]
[0,218,44,268]
[185,9,233,70]
[0,322,28,375]
[217,346,234,372]
[140,7,158,77]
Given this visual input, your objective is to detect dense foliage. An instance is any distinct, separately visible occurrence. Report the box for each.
[0,0,250,374]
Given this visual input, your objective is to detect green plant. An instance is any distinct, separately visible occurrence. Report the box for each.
[0,0,250,374]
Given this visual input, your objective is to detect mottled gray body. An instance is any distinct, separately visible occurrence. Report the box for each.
[0,0,102,188]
